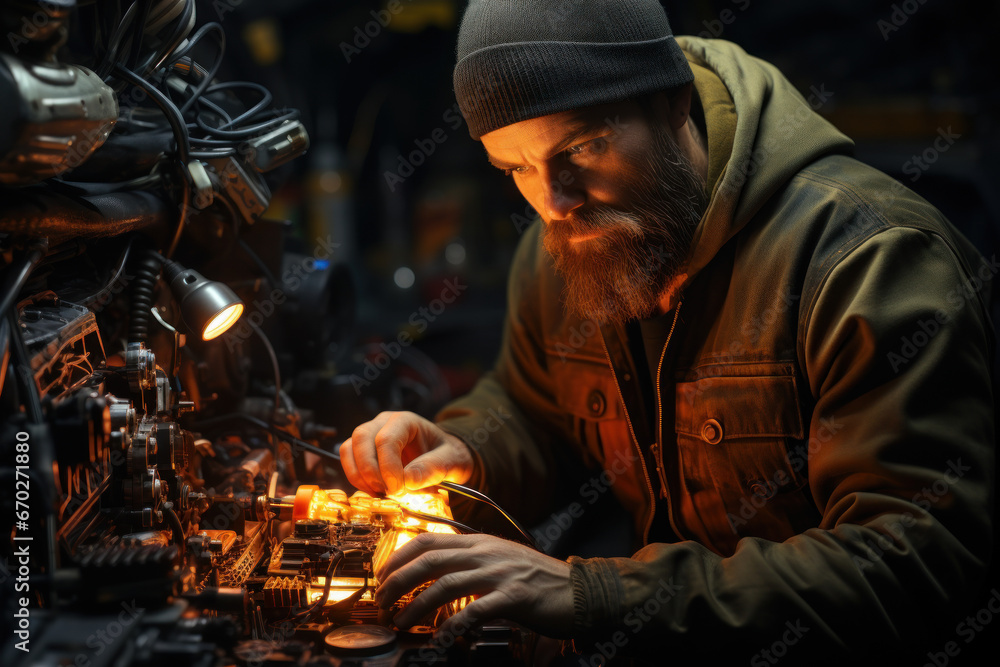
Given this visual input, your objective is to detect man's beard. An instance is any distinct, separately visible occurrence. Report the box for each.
[542,124,707,324]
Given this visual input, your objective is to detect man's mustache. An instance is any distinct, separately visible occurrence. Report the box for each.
[548,206,644,239]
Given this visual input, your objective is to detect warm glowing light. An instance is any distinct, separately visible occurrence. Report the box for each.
[310,577,368,604]
[291,486,463,595]
[292,488,456,534]
[202,303,244,340]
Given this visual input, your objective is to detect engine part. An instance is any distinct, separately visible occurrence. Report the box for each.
[0,53,118,185]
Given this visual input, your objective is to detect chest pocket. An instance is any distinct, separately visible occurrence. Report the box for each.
[673,374,819,554]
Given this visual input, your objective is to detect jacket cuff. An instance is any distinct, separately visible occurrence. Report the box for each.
[568,555,624,635]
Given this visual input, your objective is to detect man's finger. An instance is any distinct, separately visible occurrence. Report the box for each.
[374,415,420,495]
[390,569,485,629]
[403,447,453,490]
[339,438,364,492]
[433,590,507,638]
[350,422,388,494]
[377,549,481,610]
[376,532,475,582]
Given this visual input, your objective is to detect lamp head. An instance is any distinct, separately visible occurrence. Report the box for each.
[163,261,244,340]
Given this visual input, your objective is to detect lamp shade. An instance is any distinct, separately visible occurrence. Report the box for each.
[163,261,244,340]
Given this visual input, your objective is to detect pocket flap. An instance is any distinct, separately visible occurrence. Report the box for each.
[675,375,804,440]
[548,356,624,422]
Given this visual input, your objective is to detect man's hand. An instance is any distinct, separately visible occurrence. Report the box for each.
[374,533,575,638]
[340,411,475,496]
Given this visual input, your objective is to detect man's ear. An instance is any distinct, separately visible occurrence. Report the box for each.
[650,83,694,132]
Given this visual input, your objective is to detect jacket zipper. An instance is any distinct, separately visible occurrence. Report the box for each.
[599,335,658,546]
[653,302,686,542]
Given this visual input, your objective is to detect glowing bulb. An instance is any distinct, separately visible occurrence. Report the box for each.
[202,303,244,340]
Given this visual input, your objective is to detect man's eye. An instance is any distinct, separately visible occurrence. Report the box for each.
[567,137,608,158]
[503,166,528,176]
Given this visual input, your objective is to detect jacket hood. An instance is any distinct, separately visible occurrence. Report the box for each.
[675,36,854,281]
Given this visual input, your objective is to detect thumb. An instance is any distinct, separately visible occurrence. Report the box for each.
[403,448,454,490]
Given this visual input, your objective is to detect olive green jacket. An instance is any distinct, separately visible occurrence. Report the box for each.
[436,37,995,662]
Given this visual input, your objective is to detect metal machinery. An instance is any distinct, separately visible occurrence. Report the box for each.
[0,2,533,665]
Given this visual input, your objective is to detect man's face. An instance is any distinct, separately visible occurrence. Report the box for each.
[481,99,707,323]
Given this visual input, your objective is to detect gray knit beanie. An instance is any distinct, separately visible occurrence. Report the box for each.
[454,0,693,140]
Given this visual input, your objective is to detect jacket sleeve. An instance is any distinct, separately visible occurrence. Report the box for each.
[434,222,592,528]
[566,227,995,663]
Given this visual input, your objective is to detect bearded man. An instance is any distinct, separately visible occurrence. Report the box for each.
[339,1,996,663]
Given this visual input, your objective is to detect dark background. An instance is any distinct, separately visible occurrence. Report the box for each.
[207,0,999,405]
[204,1,998,663]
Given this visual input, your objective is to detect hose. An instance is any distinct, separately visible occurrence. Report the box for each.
[129,249,164,343]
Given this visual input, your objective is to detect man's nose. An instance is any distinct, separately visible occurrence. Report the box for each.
[539,171,584,221]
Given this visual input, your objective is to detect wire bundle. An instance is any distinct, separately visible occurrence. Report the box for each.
[80,0,297,256]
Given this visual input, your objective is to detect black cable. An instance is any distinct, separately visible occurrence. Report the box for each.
[96,0,140,79]
[190,413,340,462]
[163,502,186,548]
[206,82,273,129]
[190,148,236,158]
[437,481,537,548]
[143,0,195,75]
[79,236,137,309]
[176,23,226,116]
[248,321,282,421]
[237,239,280,288]
[193,97,233,125]
[0,240,48,320]
[113,63,192,165]
[170,21,224,70]
[167,168,191,259]
[166,169,191,259]
[8,310,43,424]
[398,507,479,535]
[195,109,299,138]
[128,0,153,70]
[293,550,344,619]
